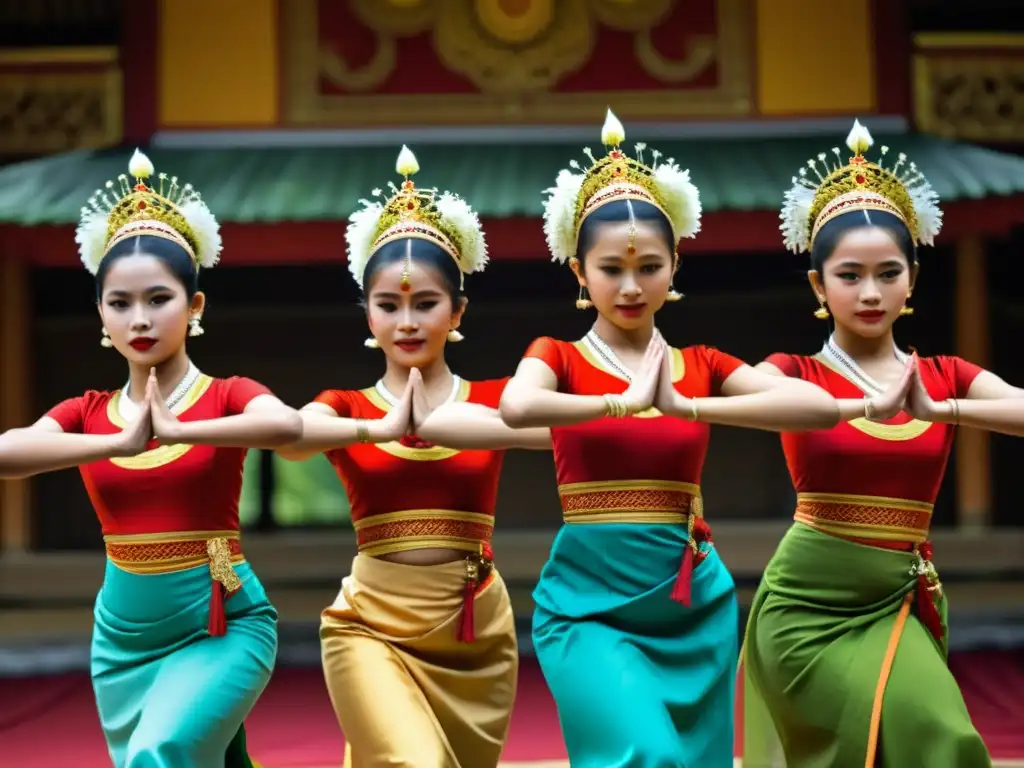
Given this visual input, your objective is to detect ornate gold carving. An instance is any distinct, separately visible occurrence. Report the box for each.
[0,66,122,154]
[590,0,672,32]
[473,0,556,45]
[635,31,717,84]
[914,35,1024,143]
[283,0,751,126]
[915,54,1024,142]
[435,0,592,92]
[350,0,438,35]
[319,37,397,93]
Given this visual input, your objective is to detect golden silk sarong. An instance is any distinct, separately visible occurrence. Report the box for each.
[321,555,518,768]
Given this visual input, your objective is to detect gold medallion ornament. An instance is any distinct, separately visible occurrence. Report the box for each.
[345,145,489,291]
[542,108,702,266]
[780,119,943,254]
[75,149,222,275]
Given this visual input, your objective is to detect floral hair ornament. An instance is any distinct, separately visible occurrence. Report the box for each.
[542,108,702,265]
[75,149,222,275]
[780,119,943,254]
[345,145,488,291]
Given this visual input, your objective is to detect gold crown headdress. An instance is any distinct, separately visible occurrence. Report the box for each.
[542,109,701,264]
[780,119,942,254]
[75,149,222,275]
[346,145,488,290]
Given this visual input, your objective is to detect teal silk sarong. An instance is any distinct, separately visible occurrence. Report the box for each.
[533,523,738,767]
[92,559,278,767]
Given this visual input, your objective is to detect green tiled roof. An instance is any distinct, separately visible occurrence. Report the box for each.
[2,134,1023,226]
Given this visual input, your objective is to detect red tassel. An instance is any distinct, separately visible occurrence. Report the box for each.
[208,579,227,637]
[671,517,713,606]
[457,579,476,643]
[916,577,943,643]
[671,546,694,606]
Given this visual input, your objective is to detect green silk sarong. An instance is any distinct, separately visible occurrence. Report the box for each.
[742,523,991,768]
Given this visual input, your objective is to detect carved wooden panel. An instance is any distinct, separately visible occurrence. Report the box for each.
[0,48,122,154]
[283,0,753,126]
[914,34,1024,143]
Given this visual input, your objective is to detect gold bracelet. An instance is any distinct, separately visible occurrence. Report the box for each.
[355,420,371,444]
[603,394,628,418]
[689,399,699,422]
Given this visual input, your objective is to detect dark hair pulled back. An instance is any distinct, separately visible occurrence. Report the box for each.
[95,235,199,300]
[575,199,676,263]
[810,209,916,272]
[361,237,464,305]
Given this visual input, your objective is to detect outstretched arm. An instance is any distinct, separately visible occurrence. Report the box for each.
[755,359,913,423]
[416,402,551,450]
[683,364,841,431]
[157,394,303,449]
[276,375,418,462]
[0,405,153,480]
[0,420,127,479]
[500,342,663,429]
[908,365,1024,435]
[499,359,614,428]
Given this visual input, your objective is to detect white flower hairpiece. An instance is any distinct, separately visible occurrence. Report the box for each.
[542,108,702,264]
[345,146,488,288]
[75,148,222,275]
[780,119,942,254]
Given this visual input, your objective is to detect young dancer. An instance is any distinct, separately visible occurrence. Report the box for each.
[0,150,302,767]
[276,147,545,768]
[741,120,1020,767]
[496,110,856,767]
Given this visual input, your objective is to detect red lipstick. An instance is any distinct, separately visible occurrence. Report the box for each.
[129,338,156,351]
[855,310,885,324]
[616,303,646,318]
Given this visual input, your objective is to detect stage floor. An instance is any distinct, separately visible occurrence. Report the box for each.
[1,653,1020,766]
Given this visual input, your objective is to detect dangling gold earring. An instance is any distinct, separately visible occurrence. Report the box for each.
[188,315,204,337]
[814,300,830,320]
[665,286,683,302]
[900,291,914,316]
[575,285,592,310]
[101,327,113,348]
[364,337,380,349]
[447,329,464,343]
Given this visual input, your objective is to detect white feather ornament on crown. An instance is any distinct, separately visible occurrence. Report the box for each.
[178,198,223,269]
[434,191,488,274]
[74,148,222,274]
[779,119,943,254]
[542,168,586,264]
[652,160,702,240]
[345,199,386,287]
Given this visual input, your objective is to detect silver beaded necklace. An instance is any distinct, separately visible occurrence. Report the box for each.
[582,329,661,382]
[118,361,201,421]
[820,334,909,396]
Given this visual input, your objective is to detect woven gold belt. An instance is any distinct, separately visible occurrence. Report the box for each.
[104,530,244,590]
[353,509,494,557]
[794,492,933,545]
[558,479,702,524]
